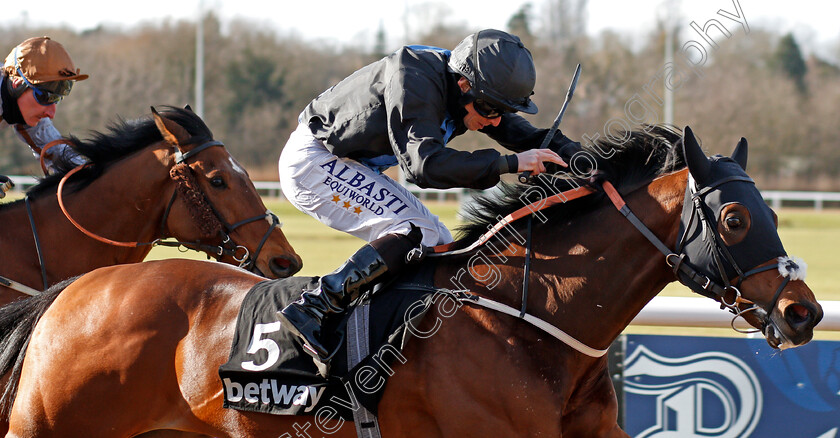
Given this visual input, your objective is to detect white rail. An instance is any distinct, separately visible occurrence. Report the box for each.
[5,176,838,207]
[634,296,840,331]
[3,175,466,201]
[761,190,840,211]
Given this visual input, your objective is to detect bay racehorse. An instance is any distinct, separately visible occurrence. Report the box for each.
[0,106,302,306]
[0,126,822,437]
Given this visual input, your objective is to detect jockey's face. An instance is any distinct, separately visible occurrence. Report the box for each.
[463,102,502,131]
[458,77,502,131]
[17,88,57,127]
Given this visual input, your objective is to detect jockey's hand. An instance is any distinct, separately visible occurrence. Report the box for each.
[0,175,14,199]
[515,149,567,175]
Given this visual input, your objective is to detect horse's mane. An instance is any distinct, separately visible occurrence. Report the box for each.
[24,106,214,199]
[456,124,686,243]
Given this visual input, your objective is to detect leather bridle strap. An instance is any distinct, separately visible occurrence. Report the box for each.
[603,183,672,255]
[156,185,276,269]
[601,181,726,296]
[520,216,533,318]
[56,140,246,253]
[25,196,49,289]
[39,139,71,175]
[239,211,281,271]
[175,140,224,164]
[603,182,728,299]
[55,139,226,248]
[428,185,595,257]
[601,181,787,319]
[57,164,150,248]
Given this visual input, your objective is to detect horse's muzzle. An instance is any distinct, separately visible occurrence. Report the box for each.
[765,299,823,349]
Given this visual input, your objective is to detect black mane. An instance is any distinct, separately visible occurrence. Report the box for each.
[456,125,686,243]
[25,106,213,199]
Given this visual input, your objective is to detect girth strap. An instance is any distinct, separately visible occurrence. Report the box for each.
[346,304,383,438]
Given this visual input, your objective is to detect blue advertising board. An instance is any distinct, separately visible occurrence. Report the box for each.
[623,334,840,438]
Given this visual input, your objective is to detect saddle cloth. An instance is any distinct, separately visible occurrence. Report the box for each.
[218,265,437,419]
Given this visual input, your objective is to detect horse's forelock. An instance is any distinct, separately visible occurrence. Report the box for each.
[170,163,224,238]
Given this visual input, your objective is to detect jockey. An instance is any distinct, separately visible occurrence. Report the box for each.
[277,29,582,361]
[0,36,88,198]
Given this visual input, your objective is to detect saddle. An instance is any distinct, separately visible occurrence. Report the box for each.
[218,263,439,419]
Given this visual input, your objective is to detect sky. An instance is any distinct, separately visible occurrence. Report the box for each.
[3,0,839,59]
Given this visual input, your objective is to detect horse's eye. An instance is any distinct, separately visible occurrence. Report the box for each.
[726,216,742,228]
[210,176,227,189]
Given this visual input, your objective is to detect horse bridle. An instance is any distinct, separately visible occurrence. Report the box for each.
[156,139,279,274]
[664,175,790,332]
[54,139,279,275]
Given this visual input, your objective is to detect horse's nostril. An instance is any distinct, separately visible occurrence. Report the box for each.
[785,303,812,326]
[272,257,290,269]
[269,257,300,278]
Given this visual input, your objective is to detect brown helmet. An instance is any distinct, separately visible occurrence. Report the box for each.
[4,36,88,83]
[3,36,87,104]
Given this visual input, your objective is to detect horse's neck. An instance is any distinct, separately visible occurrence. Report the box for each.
[553,170,688,347]
[442,170,689,353]
[0,149,173,292]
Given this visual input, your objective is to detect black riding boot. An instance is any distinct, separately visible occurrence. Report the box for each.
[277,227,423,361]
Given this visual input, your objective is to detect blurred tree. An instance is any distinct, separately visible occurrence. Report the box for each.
[773,33,808,94]
[507,3,535,47]
[404,2,468,48]
[1,10,839,189]
[225,49,287,124]
[541,0,587,64]
[373,20,388,60]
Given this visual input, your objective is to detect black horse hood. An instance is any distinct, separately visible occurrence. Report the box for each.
[677,128,787,291]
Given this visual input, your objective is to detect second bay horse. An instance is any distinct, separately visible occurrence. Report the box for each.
[0,126,822,437]
[0,106,302,305]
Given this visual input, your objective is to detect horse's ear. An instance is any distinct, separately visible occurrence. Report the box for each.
[731,137,748,171]
[151,106,190,147]
[682,126,711,185]
[184,104,193,112]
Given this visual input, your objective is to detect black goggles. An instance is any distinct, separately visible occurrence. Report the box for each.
[471,96,507,119]
[16,67,73,106]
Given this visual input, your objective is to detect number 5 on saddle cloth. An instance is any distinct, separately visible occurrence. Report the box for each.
[218,265,441,420]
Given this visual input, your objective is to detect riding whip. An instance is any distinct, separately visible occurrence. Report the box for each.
[518,63,581,184]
